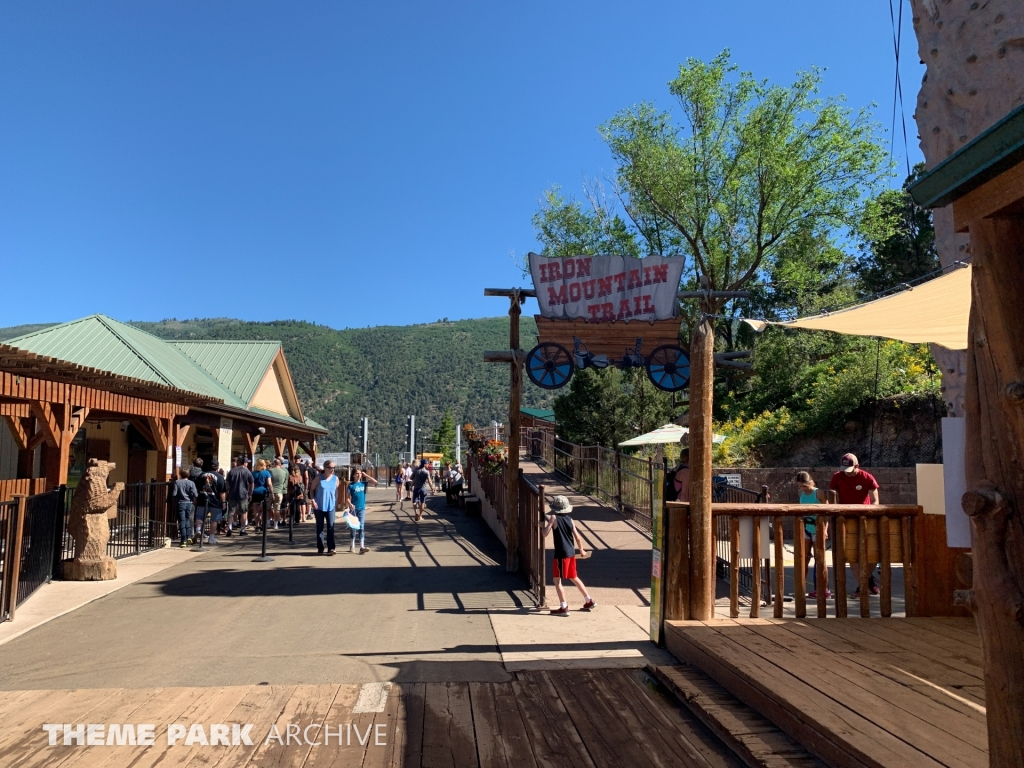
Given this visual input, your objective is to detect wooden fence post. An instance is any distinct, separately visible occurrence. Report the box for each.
[615,450,623,513]
[4,496,27,621]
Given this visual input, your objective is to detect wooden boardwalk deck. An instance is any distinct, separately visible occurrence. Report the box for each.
[665,617,987,768]
[0,669,744,767]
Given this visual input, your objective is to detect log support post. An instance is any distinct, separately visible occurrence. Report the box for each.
[687,309,716,620]
[958,217,1024,767]
[483,287,532,573]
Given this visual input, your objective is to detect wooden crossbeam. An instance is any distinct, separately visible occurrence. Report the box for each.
[68,407,90,440]
[29,401,61,448]
[147,417,170,454]
[2,415,29,450]
[273,437,285,457]
[0,403,30,418]
[243,432,259,458]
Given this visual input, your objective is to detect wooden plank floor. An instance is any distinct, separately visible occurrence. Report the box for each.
[0,669,744,767]
[665,617,987,768]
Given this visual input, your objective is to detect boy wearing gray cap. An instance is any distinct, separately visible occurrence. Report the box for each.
[541,495,596,615]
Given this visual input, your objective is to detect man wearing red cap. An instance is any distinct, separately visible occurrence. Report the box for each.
[829,453,881,597]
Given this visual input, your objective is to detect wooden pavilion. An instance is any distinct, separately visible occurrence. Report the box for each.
[0,315,326,498]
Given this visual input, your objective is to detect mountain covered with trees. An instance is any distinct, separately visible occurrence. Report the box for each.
[0,316,554,458]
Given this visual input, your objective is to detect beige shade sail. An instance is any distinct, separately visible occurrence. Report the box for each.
[744,265,971,350]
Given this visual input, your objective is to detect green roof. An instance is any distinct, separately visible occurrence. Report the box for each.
[6,315,322,432]
[172,340,281,406]
[520,407,556,422]
[909,102,1024,209]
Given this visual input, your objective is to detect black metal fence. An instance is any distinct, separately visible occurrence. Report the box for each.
[60,481,172,563]
[525,430,657,532]
[17,488,65,609]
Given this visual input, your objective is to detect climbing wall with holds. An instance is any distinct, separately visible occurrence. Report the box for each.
[910,0,1024,417]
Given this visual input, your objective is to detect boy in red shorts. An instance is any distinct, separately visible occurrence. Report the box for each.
[541,495,595,616]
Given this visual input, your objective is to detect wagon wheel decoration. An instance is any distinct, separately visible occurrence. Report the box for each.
[525,342,575,390]
[646,344,690,391]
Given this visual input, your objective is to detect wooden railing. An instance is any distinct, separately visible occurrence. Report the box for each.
[467,454,547,607]
[666,502,922,619]
[0,497,21,621]
[0,478,47,503]
[518,473,547,608]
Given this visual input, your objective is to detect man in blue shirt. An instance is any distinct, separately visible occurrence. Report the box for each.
[348,468,379,554]
[309,461,341,555]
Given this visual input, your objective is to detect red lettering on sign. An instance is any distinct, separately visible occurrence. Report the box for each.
[586,304,603,321]
[568,282,582,302]
[613,273,626,292]
[618,300,633,319]
[538,264,548,283]
[563,259,576,279]
[643,266,652,285]
[642,294,655,314]
[582,279,596,300]
[547,285,567,305]
[549,261,562,281]
[633,296,642,314]
[651,265,668,283]
[597,276,613,297]
[601,303,615,321]
[576,258,591,277]
[627,269,642,289]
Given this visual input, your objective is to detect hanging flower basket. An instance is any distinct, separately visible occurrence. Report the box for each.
[464,423,507,475]
[477,440,508,475]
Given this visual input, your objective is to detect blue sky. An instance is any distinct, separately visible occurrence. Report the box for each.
[0,1,923,330]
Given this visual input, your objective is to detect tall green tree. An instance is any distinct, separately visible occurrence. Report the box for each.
[553,368,674,448]
[532,184,640,259]
[431,409,458,463]
[854,163,939,296]
[601,50,889,306]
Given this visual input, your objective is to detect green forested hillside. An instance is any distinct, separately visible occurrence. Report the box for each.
[0,317,552,457]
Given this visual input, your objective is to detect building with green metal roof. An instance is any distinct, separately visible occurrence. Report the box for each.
[3,315,326,487]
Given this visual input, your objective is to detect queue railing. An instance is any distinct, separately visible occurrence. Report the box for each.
[666,501,921,619]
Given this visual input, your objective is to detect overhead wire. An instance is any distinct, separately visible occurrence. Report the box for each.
[888,0,912,177]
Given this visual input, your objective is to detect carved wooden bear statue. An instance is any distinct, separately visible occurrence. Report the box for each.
[63,458,124,580]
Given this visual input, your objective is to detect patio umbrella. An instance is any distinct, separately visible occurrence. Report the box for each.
[618,423,725,447]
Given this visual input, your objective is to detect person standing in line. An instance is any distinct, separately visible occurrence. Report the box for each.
[172,467,199,548]
[194,459,226,544]
[394,465,404,503]
[411,459,435,522]
[225,456,253,536]
[665,447,690,503]
[347,468,379,553]
[298,458,314,521]
[829,453,881,597]
[269,457,289,530]
[446,463,464,507]
[540,495,595,615]
[309,460,340,555]
[250,459,274,531]
[403,462,414,501]
[188,457,205,487]
[287,463,306,524]
[796,471,831,599]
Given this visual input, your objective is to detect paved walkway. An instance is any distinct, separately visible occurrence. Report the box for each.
[0,480,669,691]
